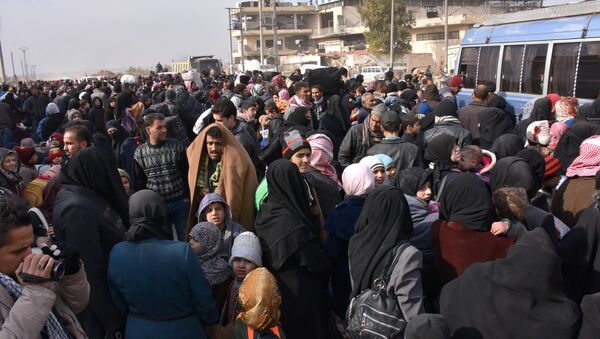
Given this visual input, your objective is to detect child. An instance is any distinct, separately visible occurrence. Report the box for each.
[197,193,247,259]
[490,187,528,240]
[531,155,562,212]
[234,267,286,339]
[399,114,420,144]
[459,145,496,182]
[374,153,398,182]
[189,222,233,312]
[118,168,131,195]
[0,148,23,195]
[221,232,262,327]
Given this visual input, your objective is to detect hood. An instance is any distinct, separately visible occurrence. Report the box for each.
[0,148,20,172]
[405,194,430,224]
[197,192,233,230]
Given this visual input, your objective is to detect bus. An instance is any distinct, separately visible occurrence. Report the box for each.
[170,56,223,75]
[454,2,600,115]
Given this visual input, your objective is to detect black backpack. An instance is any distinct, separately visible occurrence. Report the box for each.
[346,242,411,338]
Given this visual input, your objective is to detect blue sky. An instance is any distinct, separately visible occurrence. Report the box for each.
[1,0,240,75]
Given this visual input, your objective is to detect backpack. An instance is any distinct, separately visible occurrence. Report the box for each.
[346,242,411,339]
[306,67,342,96]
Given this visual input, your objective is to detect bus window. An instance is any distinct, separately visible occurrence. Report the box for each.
[521,44,547,95]
[549,42,579,97]
[501,45,524,93]
[459,47,478,89]
[477,46,500,86]
[576,41,600,99]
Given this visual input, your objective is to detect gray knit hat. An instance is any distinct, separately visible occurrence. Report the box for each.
[229,232,262,267]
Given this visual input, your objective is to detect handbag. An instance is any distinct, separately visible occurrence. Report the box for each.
[346,242,410,339]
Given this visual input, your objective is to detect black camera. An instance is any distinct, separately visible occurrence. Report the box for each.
[40,244,66,281]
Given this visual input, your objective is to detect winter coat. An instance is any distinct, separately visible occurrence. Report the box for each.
[457,101,488,144]
[0,266,90,339]
[338,123,374,167]
[53,185,126,338]
[108,239,218,339]
[367,137,424,170]
[423,116,472,148]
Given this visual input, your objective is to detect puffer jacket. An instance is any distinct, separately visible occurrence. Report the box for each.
[0,265,90,338]
[423,116,472,148]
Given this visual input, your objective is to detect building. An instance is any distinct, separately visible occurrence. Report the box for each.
[229,0,543,73]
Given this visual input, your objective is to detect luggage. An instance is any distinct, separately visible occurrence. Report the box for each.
[306,67,342,96]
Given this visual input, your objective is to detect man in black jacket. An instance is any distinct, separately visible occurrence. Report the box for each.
[338,104,384,168]
[367,109,423,170]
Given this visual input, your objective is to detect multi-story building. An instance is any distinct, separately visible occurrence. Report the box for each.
[229,0,543,72]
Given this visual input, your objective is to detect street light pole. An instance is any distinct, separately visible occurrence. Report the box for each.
[444,0,449,75]
[227,8,234,74]
[0,36,6,83]
[273,0,278,71]
[240,8,245,72]
[389,0,394,70]
[20,47,28,82]
[259,0,265,65]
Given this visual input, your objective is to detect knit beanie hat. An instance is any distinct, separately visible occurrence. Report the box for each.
[526,120,551,146]
[67,109,82,121]
[13,146,35,164]
[229,232,262,267]
[544,155,562,179]
[359,155,384,171]
[46,102,60,115]
[448,75,464,88]
[48,148,63,163]
[432,98,458,117]
[281,130,311,159]
[405,313,451,339]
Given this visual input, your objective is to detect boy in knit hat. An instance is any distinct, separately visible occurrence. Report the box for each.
[211,232,262,338]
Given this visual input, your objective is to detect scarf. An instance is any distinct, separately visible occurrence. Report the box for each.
[0,273,70,339]
[290,95,313,110]
[189,222,232,285]
[227,278,243,324]
[550,122,569,150]
[238,267,281,331]
[197,153,222,194]
[307,134,341,187]
[361,114,383,150]
[439,172,495,231]
[342,163,375,196]
[566,135,600,177]
[125,190,173,241]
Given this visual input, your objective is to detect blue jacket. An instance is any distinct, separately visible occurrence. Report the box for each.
[108,239,218,339]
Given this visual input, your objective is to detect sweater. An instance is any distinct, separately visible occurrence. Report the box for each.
[134,138,189,202]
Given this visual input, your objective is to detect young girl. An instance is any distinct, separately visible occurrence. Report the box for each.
[234,268,286,339]
[189,222,233,312]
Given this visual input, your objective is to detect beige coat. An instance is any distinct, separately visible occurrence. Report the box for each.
[0,266,90,339]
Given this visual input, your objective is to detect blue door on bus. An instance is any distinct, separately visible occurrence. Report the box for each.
[455,13,600,117]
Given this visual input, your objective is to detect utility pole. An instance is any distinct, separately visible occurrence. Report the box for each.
[10,52,15,77]
[30,65,36,81]
[0,37,6,83]
[20,58,24,81]
[389,0,394,70]
[240,9,246,72]
[444,0,449,75]
[227,8,234,74]
[259,0,265,65]
[273,0,278,71]
[20,47,28,82]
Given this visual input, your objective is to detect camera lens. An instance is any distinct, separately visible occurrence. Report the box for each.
[51,260,65,281]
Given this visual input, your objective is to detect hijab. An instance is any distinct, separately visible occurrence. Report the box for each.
[124,190,172,241]
[255,159,319,270]
[394,167,433,197]
[490,134,525,160]
[515,98,552,138]
[549,121,569,150]
[238,267,282,331]
[478,108,514,149]
[555,122,598,173]
[189,222,232,285]
[440,228,580,339]
[425,134,457,196]
[285,106,310,128]
[516,149,545,190]
[490,156,537,199]
[348,186,413,297]
[439,172,495,231]
[341,163,374,197]
[59,147,129,224]
[566,135,600,177]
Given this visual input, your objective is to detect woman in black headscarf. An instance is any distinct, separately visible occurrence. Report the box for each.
[490,134,525,159]
[348,186,424,321]
[433,172,513,283]
[87,97,107,134]
[108,190,218,339]
[516,148,545,191]
[554,122,598,174]
[478,107,515,149]
[424,134,461,200]
[514,97,552,138]
[53,147,130,338]
[439,228,580,339]
[254,159,331,339]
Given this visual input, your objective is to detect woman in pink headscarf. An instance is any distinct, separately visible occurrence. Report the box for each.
[552,135,600,227]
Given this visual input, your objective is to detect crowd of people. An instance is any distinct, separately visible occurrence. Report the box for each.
[0,64,599,339]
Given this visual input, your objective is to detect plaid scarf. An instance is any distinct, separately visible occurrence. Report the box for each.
[0,273,70,339]
[197,154,222,194]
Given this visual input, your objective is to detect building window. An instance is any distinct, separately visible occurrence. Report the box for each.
[416,31,459,41]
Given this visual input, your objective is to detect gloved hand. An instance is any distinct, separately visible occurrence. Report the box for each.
[41,244,81,275]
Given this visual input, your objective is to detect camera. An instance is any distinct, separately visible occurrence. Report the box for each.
[40,244,66,281]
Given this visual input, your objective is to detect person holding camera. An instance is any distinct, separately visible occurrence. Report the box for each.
[0,195,90,338]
